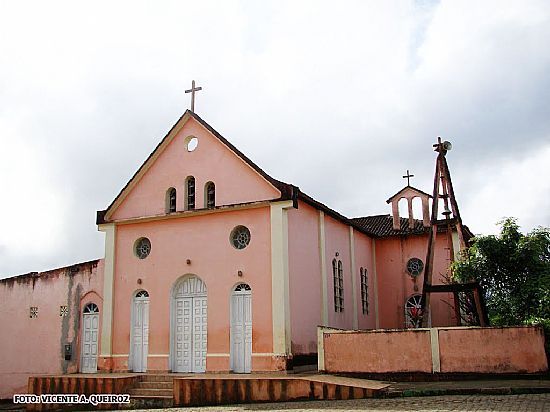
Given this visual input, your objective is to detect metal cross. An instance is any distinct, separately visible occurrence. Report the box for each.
[185,80,202,112]
[403,169,414,186]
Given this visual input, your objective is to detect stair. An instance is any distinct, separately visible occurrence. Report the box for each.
[127,375,174,408]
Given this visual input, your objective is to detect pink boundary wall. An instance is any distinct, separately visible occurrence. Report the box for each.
[319,326,548,374]
[0,260,104,399]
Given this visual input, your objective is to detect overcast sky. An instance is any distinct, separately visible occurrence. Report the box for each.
[1,0,549,278]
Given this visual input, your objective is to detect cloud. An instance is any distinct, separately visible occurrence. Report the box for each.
[0,0,549,277]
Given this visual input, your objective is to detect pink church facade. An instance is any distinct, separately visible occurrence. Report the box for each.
[0,111,465,398]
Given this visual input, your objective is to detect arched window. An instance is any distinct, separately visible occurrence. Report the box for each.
[360,267,369,315]
[166,187,176,213]
[405,294,423,328]
[186,176,196,210]
[205,182,215,209]
[333,258,344,312]
[135,290,149,298]
[83,303,99,313]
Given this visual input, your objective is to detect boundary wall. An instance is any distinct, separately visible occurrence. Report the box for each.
[318,326,548,375]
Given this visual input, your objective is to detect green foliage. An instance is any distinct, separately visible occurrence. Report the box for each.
[452,218,550,327]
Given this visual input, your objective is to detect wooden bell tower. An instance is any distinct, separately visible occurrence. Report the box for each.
[419,137,488,327]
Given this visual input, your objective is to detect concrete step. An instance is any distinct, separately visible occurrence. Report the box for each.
[128,388,173,397]
[139,374,174,383]
[136,381,173,390]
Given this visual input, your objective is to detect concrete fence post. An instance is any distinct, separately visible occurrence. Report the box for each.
[430,328,441,373]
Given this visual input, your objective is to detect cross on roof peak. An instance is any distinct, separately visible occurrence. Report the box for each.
[403,169,414,186]
[185,80,202,112]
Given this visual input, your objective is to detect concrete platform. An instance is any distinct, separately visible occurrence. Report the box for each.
[26,372,390,410]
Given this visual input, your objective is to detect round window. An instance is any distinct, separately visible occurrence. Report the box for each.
[185,136,198,152]
[406,257,424,277]
[230,226,251,250]
[134,237,151,259]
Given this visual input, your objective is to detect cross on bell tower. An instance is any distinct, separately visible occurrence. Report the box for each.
[403,169,414,186]
[185,80,202,112]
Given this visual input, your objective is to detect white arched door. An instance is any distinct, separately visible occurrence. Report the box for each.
[131,290,150,372]
[230,283,252,373]
[172,276,207,372]
[80,303,99,373]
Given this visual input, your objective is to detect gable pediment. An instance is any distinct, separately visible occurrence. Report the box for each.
[386,185,432,204]
[100,111,292,222]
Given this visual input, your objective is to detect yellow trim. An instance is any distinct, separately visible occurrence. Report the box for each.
[110,200,271,226]
[318,211,328,325]
[270,200,294,356]
[451,230,461,260]
[430,328,441,372]
[98,223,116,357]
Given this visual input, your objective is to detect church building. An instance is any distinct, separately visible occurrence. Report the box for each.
[0,109,467,398]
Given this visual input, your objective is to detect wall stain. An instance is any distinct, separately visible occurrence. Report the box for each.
[59,269,83,374]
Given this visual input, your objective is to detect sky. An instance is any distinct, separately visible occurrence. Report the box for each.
[1,0,549,278]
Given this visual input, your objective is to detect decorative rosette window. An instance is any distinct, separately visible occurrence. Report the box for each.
[406,258,424,277]
[134,237,151,259]
[406,257,424,292]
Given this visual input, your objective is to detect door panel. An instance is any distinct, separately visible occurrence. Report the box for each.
[231,287,252,373]
[131,297,149,372]
[173,289,207,372]
[81,313,99,373]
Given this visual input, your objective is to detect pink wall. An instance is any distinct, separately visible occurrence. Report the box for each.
[438,327,548,373]
[323,329,433,373]
[111,117,281,221]
[287,201,322,355]
[374,234,454,328]
[109,206,273,371]
[353,232,376,330]
[323,215,354,330]
[321,326,548,375]
[0,260,104,399]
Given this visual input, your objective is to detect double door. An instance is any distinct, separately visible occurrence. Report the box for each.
[173,295,207,372]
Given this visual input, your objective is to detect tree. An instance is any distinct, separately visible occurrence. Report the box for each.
[452,218,550,327]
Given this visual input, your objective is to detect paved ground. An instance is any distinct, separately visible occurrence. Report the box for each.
[386,379,550,396]
[126,394,550,411]
[2,393,549,411]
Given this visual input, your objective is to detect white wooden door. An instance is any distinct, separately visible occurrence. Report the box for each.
[230,284,252,373]
[173,276,207,372]
[131,291,149,372]
[81,303,99,373]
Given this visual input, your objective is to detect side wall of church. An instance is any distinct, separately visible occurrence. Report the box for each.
[375,234,454,329]
[287,202,378,359]
[353,232,377,330]
[324,214,355,329]
[109,206,274,372]
[0,260,104,399]
[287,202,322,356]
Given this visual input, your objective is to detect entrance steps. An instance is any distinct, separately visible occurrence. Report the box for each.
[127,375,173,408]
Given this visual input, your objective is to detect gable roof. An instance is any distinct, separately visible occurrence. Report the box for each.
[386,185,432,204]
[351,214,474,240]
[98,110,295,223]
[352,214,429,236]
